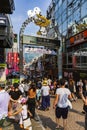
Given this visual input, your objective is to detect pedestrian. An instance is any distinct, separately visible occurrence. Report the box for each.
[79,87,87,130]
[68,78,77,101]
[27,83,36,119]
[36,86,41,109]
[0,82,12,130]
[53,78,72,130]
[40,80,50,111]
[9,83,22,122]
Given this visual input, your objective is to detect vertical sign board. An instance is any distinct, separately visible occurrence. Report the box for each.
[0,64,6,82]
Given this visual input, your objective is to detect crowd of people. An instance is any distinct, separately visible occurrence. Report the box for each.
[0,77,87,130]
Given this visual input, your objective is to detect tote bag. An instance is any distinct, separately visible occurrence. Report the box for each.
[23,118,32,129]
[67,99,72,109]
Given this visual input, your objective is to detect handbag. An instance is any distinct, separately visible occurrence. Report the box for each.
[23,118,32,129]
[67,99,72,109]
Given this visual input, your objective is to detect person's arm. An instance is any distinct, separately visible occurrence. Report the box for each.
[10,97,17,103]
[53,94,59,109]
[79,87,86,103]
[28,110,32,117]
[8,100,12,117]
[68,94,72,100]
[11,107,22,116]
[80,93,86,103]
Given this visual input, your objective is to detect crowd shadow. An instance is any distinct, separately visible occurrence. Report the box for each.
[70,109,84,116]
[8,119,23,130]
[38,114,63,130]
[76,121,85,128]
[2,118,23,130]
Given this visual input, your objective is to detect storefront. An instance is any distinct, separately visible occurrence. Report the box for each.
[63,29,87,80]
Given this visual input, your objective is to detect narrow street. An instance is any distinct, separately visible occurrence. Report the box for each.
[36,96,85,130]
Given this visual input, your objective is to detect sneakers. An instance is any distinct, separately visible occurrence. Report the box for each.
[55,126,61,129]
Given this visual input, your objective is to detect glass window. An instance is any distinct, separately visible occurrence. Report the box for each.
[58,7,62,18]
[81,56,87,64]
[62,21,67,32]
[62,30,67,37]
[62,0,67,12]
[73,8,80,22]
[67,0,73,5]
[58,25,62,34]
[81,0,86,4]
[57,16,62,26]
[81,2,87,18]
[81,43,87,48]
[67,4,73,16]
[76,56,80,64]
[62,10,67,22]
[55,4,58,12]
[68,53,72,64]
[73,0,81,10]
[68,15,73,26]
[58,0,62,8]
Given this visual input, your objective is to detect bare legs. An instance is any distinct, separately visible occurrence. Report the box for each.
[63,119,67,130]
[56,118,67,130]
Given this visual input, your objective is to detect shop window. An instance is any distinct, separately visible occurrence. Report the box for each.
[81,1,87,18]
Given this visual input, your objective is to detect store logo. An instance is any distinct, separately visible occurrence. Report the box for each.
[74,48,87,56]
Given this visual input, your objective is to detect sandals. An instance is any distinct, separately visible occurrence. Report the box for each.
[55,126,61,129]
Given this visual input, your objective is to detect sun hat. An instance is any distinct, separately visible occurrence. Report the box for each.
[42,80,48,86]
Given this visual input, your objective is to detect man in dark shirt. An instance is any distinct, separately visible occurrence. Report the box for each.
[9,83,22,121]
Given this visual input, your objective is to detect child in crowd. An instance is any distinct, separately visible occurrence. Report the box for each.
[36,87,41,109]
[11,97,32,130]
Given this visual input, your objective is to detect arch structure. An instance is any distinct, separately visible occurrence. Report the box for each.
[19,7,50,73]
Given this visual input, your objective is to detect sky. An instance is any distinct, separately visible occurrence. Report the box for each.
[10,0,51,36]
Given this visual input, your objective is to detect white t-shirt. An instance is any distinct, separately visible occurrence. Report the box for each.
[19,104,28,124]
[19,83,25,93]
[0,90,10,119]
[21,105,27,119]
[47,79,52,86]
[41,86,50,96]
[56,88,71,108]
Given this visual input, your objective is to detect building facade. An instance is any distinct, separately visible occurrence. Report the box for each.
[47,0,87,80]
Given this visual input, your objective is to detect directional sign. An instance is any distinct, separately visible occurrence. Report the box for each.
[22,35,60,49]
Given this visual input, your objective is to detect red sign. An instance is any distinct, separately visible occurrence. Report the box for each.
[7,52,19,73]
[70,29,87,45]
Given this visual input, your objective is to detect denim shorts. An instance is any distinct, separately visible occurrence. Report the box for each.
[55,106,68,119]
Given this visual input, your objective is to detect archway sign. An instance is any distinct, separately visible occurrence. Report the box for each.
[19,7,60,74]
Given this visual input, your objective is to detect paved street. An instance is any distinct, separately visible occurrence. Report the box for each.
[35,96,85,130]
[2,97,85,130]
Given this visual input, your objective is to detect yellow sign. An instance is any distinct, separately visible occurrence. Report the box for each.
[12,78,20,84]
